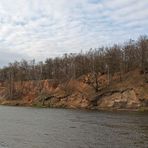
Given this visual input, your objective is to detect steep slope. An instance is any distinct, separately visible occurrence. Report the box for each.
[0,69,147,110]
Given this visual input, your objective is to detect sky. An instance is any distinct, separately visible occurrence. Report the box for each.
[0,0,148,66]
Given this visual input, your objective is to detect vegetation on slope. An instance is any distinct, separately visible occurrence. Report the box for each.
[0,35,147,110]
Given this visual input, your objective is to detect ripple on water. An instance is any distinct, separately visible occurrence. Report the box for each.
[0,106,147,148]
[0,142,8,148]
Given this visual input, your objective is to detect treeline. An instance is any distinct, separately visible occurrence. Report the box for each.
[0,35,148,83]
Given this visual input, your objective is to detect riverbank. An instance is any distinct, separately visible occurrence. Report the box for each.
[0,100,148,112]
[0,69,148,111]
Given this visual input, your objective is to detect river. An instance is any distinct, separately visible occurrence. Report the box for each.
[0,106,147,148]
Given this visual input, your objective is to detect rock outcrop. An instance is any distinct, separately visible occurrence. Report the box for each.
[0,69,148,110]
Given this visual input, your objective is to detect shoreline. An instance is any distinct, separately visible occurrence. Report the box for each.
[0,100,148,112]
[0,70,147,112]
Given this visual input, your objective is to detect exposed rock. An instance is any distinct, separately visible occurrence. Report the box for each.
[0,70,147,110]
[96,89,141,109]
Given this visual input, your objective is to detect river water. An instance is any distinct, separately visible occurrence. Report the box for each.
[0,106,147,148]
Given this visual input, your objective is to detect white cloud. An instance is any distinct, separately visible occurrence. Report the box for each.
[0,0,147,66]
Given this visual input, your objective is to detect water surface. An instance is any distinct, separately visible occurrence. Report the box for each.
[0,106,147,148]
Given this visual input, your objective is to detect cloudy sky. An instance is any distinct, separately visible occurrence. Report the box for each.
[0,0,148,66]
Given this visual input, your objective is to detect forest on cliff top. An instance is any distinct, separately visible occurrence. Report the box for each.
[0,35,147,99]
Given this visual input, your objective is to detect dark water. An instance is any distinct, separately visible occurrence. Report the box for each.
[0,106,147,148]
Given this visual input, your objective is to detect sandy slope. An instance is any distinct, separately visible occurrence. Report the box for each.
[0,69,148,111]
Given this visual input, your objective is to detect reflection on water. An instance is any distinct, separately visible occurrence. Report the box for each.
[0,106,147,148]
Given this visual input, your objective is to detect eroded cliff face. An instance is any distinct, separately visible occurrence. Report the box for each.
[0,70,148,110]
[95,89,142,109]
